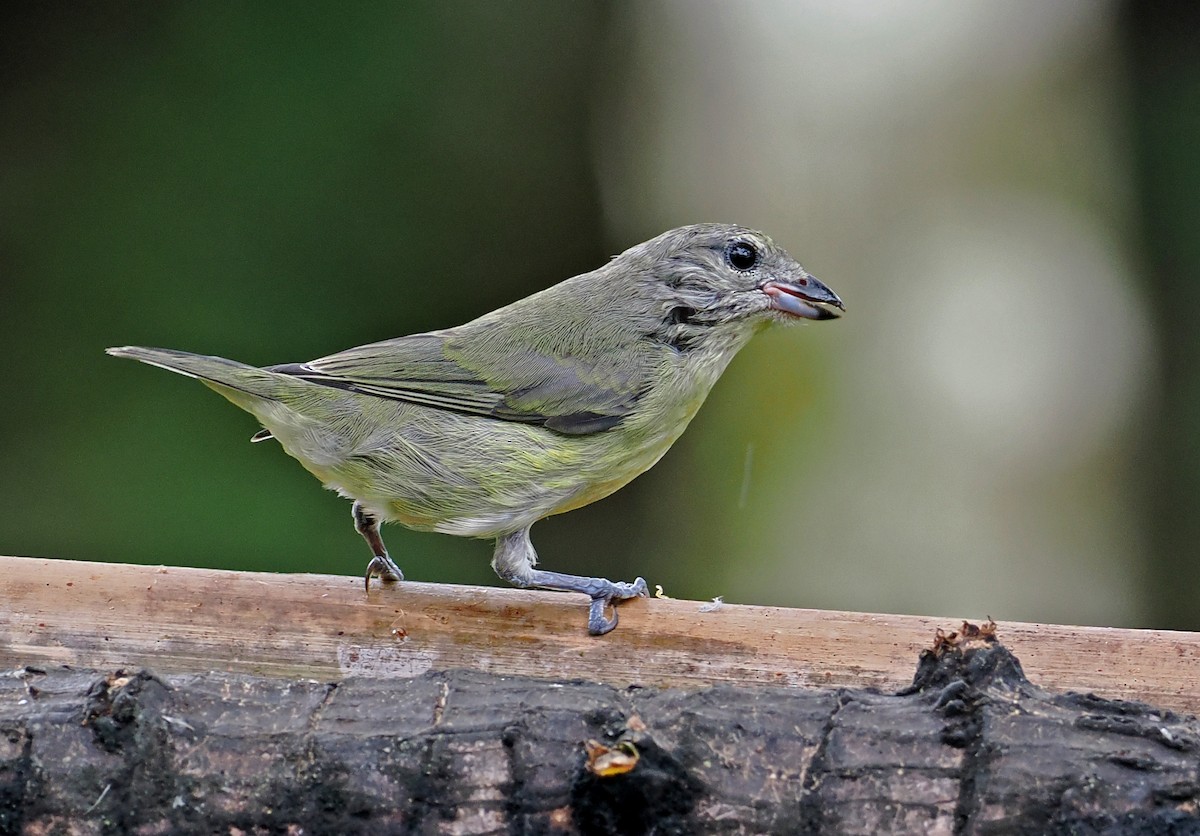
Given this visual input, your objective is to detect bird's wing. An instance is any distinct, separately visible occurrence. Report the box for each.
[269,332,650,436]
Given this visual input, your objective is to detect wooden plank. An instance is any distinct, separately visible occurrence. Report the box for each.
[2,555,1198,714]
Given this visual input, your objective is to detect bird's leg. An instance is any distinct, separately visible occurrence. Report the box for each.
[492,527,647,636]
[354,500,404,592]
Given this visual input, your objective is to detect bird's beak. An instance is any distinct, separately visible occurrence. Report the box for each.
[760,273,845,320]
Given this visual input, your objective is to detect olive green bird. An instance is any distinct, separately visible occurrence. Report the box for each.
[108,224,843,634]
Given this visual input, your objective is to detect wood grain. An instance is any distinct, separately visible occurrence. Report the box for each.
[2,555,1198,714]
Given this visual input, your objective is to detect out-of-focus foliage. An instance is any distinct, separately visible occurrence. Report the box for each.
[1,2,1197,629]
[1124,1,1200,628]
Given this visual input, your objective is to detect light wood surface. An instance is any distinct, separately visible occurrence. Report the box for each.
[2,555,1197,714]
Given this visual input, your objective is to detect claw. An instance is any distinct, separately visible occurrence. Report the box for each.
[588,597,619,635]
[364,555,404,592]
[586,577,649,636]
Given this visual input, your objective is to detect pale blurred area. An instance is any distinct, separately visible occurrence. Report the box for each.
[593,1,1154,625]
[2,2,1195,630]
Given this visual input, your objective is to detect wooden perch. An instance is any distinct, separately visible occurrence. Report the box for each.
[3,556,1200,711]
[3,556,1200,833]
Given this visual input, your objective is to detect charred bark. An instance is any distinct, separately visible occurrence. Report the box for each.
[3,634,1199,835]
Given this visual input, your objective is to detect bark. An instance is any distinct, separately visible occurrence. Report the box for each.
[3,636,1198,835]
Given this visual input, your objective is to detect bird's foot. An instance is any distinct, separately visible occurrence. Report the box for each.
[491,529,649,635]
[354,501,404,592]
[364,554,404,592]
[586,576,649,636]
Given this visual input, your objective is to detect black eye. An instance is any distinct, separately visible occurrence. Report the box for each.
[726,241,758,271]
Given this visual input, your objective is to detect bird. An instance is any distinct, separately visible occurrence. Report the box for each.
[108,223,843,634]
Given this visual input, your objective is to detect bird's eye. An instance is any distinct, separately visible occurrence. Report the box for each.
[726,241,759,271]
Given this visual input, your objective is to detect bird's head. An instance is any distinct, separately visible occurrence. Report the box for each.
[622,224,844,351]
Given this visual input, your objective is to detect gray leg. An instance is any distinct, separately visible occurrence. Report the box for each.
[492,527,647,636]
[354,501,404,592]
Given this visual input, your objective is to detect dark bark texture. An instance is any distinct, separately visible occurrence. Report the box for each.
[2,640,1199,835]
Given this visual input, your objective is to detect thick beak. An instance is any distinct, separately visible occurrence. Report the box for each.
[760,274,845,320]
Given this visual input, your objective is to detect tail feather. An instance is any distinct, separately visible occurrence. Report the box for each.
[106,346,300,403]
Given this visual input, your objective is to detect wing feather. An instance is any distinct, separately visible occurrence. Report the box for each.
[270,331,646,435]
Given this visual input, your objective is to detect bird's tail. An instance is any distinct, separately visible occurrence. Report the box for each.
[106,346,306,410]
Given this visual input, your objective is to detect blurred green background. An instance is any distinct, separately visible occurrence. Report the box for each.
[3,2,1198,629]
